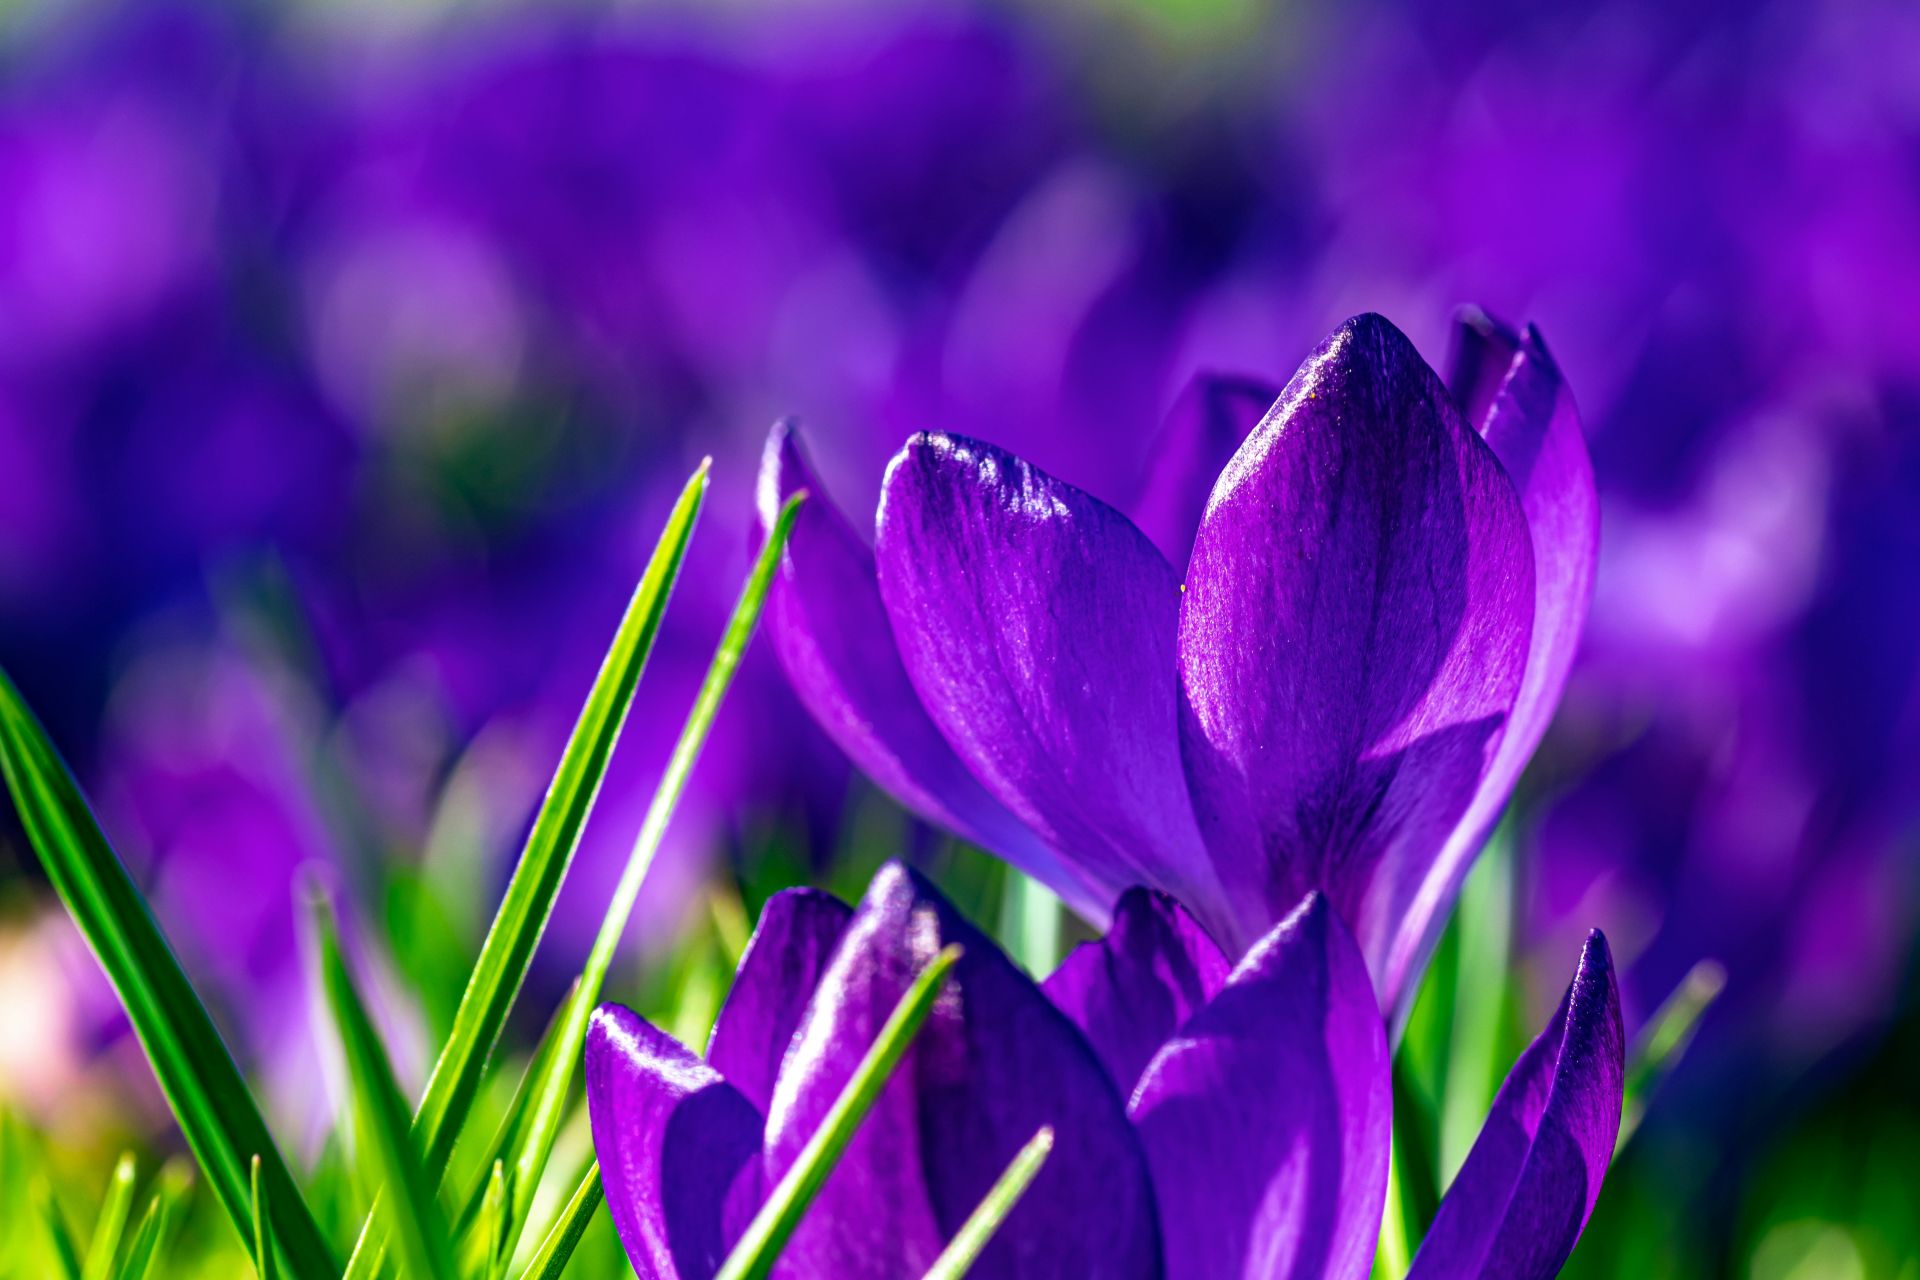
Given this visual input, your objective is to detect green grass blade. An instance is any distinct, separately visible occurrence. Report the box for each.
[449,983,581,1245]
[311,890,459,1280]
[116,1162,187,1280]
[33,1176,84,1280]
[1619,959,1726,1153]
[343,462,709,1280]
[80,1152,136,1280]
[513,1163,604,1280]
[493,491,805,1256]
[922,1126,1053,1280]
[716,943,963,1280]
[482,1160,510,1280]
[1375,1060,1442,1280]
[249,1156,275,1280]
[0,673,334,1280]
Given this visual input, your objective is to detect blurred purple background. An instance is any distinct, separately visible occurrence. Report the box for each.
[1,0,1916,1243]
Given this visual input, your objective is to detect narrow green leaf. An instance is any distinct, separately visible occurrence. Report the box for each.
[312,888,459,1280]
[1375,1059,1442,1280]
[997,868,1063,977]
[1619,959,1726,1153]
[493,491,806,1257]
[0,675,333,1280]
[1437,826,1517,1182]
[116,1163,187,1280]
[33,1176,84,1280]
[922,1126,1054,1280]
[483,1160,511,1280]
[716,943,963,1280]
[249,1156,275,1280]
[343,462,709,1280]
[450,982,581,1246]
[513,1162,603,1280]
[80,1152,136,1280]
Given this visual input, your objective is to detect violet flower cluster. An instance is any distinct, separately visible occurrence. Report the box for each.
[757,310,1596,1020]
[586,862,1622,1278]
[581,311,1620,1275]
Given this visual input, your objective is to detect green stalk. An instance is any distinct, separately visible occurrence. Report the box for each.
[341,462,708,1280]
[0,674,333,1279]
[716,944,963,1280]
[513,1163,604,1280]
[79,1153,136,1280]
[312,890,459,1280]
[922,1127,1054,1280]
[488,492,805,1259]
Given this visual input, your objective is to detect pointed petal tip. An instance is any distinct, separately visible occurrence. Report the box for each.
[757,418,815,526]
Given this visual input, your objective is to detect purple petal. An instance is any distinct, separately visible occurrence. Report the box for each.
[762,861,1162,1279]
[585,1005,766,1280]
[1407,931,1624,1280]
[1442,306,1522,434]
[1176,313,1535,982]
[706,887,851,1114]
[874,430,1228,938]
[756,422,1095,918]
[1129,892,1391,1280]
[1385,316,1600,1019]
[1130,374,1280,567]
[1042,886,1231,1097]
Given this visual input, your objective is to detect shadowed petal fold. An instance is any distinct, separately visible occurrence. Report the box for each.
[756,422,1089,916]
[1130,374,1280,566]
[1389,314,1601,1017]
[1407,930,1624,1280]
[762,861,1162,1279]
[706,887,851,1113]
[585,1006,766,1280]
[1176,313,1535,984]
[875,430,1225,935]
[1043,886,1231,1097]
[1129,892,1390,1280]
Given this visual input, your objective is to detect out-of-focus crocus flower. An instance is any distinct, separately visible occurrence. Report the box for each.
[585,861,1622,1278]
[758,310,1596,1013]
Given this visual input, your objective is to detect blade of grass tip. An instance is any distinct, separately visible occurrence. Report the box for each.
[449,982,581,1245]
[80,1152,137,1280]
[115,1186,175,1280]
[494,492,805,1257]
[342,462,709,1280]
[311,888,459,1280]
[922,1126,1054,1280]
[483,1160,510,1280]
[0,674,334,1280]
[249,1156,277,1280]
[34,1176,84,1280]
[716,942,962,1280]
[512,1162,603,1280]
[121,1161,191,1280]
[1618,959,1727,1154]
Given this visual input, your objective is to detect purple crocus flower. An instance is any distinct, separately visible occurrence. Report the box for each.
[586,862,1623,1277]
[757,310,1597,1013]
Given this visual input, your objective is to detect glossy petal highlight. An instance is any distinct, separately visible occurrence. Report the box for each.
[1129,892,1390,1280]
[877,431,1225,933]
[706,887,851,1114]
[1042,886,1231,1097]
[755,422,1086,915]
[1407,930,1624,1280]
[584,1005,765,1280]
[762,862,1161,1279]
[1177,313,1535,978]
